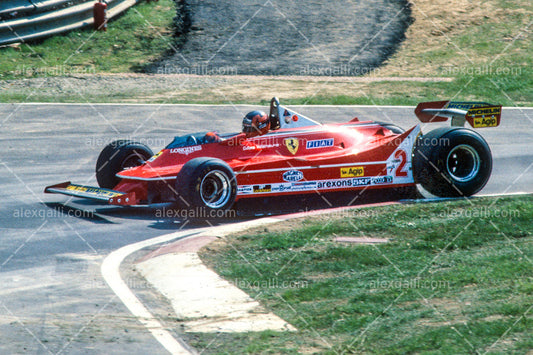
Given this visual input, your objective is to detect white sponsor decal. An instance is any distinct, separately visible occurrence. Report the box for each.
[272,184,292,192]
[372,176,393,184]
[170,145,202,155]
[317,177,371,189]
[306,138,334,149]
[237,186,253,194]
[242,143,280,151]
[237,176,395,195]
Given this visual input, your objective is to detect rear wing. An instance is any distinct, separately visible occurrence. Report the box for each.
[414,101,502,128]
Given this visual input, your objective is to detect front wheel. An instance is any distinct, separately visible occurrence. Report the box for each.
[96,140,153,189]
[175,158,237,213]
[413,127,492,197]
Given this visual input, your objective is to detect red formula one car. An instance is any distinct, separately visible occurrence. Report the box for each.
[45,98,502,212]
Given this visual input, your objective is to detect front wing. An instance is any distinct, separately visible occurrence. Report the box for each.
[44,182,137,205]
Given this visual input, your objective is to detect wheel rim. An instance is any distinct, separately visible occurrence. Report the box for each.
[121,152,145,170]
[446,144,480,182]
[200,170,232,209]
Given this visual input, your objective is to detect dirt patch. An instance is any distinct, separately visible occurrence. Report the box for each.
[149,0,413,76]
[0,72,455,103]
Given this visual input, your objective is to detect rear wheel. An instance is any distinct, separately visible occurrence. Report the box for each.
[96,140,153,189]
[413,127,492,197]
[175,158,237,213]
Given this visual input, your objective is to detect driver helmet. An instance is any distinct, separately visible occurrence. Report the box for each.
[242,111,270,137]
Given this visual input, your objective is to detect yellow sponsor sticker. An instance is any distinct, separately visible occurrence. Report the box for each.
[467,106,501,128]
[340,166,365,178]
[67,185,88,192]
[253,185,272,193]
[473,116,498,128]
[148,150,163,162]
[66,185,121,198]
[467,106,501,116]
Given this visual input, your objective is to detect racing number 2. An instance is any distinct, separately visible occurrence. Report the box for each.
[394,150,408,177]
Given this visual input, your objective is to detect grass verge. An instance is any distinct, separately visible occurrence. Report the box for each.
[0,0,175,77]
[195,195,533,354]
[0,0,531,105]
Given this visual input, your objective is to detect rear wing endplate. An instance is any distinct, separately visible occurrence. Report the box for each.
[415,101,502,128]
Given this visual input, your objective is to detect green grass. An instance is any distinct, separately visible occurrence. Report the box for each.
[195,195,533,354]
[0,0,175,78]
[0,0,531,106]
[283,71,533,107]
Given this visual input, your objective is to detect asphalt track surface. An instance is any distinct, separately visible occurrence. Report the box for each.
[0,103,531,354]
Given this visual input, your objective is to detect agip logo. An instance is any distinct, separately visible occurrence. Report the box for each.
[284,138,299,155]
[340,166,365,177]
[473,117,498,128]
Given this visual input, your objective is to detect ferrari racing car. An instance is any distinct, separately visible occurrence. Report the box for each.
[45,98,502,212]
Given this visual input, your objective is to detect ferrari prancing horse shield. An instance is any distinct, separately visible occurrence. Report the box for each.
[284,138,299,155]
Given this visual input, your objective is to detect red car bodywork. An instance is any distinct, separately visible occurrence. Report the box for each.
[110,121,419,205]
[45,98,500,207]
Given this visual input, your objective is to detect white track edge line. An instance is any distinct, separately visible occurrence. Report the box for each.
[99,210,359,354]
[100,217,286,355]
[101,230,202,355]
